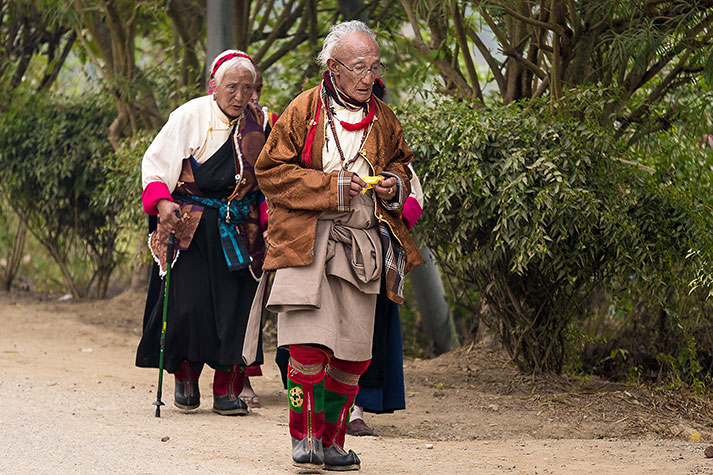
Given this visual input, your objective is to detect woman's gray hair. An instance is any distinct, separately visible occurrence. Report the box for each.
[210,49,256,86]
[316,20,376,66]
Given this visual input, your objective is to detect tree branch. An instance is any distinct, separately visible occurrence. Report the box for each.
[480,6,513,51]
[451,0,483,102]
[259,0,310,70]
[252,0,301,63]
[566,0,578,35]
[255,0,275,35]
[399,0,427,49]
[38,31,76,91]
[249,0,265,33]
[504,47,547,80]
[492,0,566,36]
[466,25,507,97]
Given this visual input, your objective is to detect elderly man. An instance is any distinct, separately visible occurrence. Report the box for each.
[254,20,423,470]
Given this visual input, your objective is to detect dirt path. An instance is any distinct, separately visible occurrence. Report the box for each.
[1,291,712,474]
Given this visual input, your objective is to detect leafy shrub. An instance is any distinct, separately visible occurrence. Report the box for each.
[0,93,129,297]
[400,98,713,374]
[570,128,713,386]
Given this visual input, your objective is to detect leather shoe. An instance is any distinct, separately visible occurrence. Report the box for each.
[346,418,374,436]
[174,378,200,410]
[291,436,324,469]
[212,394,248,415]
[323,444,360,471]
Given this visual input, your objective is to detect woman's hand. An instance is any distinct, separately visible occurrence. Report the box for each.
[374,177,397,201]
[350,175,366,197]
[157,199,181,232]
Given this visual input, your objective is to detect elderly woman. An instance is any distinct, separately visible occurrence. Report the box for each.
[136,50,267,417]
[254,21,423,470]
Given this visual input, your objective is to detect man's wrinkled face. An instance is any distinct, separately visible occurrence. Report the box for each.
[213,66,255,119]
[327,31,380,104]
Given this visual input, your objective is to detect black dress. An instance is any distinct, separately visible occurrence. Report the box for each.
[136,136,262,373]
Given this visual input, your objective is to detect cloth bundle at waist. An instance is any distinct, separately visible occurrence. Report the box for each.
[267,192,383,312]
[173,191,258,271]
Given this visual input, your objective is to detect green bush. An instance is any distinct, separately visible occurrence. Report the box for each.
[569,128,713,386]
[0,93,131,297]
[400,98,713,374]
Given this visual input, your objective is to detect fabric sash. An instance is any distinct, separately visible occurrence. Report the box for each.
[173,191,258,271]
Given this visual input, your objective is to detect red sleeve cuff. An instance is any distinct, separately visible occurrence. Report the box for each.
[402,196,423,230]
[259,200,269,230]
[142,181,173,215]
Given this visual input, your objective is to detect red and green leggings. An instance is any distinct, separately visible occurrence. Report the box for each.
[287,344,370,448]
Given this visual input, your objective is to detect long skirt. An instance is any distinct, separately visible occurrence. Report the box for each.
[135,208,261,373]
[354,292,406,414]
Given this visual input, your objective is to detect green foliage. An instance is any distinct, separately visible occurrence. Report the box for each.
[400,97,713,374]
[110,130,152,228]
[0,93,128,297]
[566,125,713,387]
[0,200,16,261]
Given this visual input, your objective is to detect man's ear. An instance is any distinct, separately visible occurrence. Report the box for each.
[326,58,340,75]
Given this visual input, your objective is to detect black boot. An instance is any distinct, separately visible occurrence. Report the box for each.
[323,444,360,471]
[174,361,202,410]
[212,393,248,415]
[291,436,324,470]
[212,365,248,416]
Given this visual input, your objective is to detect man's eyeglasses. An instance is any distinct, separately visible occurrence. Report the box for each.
[333,58,387,79]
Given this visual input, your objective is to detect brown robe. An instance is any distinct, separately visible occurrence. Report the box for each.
[255,86,423,303]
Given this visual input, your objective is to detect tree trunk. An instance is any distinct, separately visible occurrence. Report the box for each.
[207,0,235,77]
[3,219,26,291]
[47,243,82,299]
[411,244,460,355]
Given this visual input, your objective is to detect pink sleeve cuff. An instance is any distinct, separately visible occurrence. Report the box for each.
[402,196,423,230]
[259,200,269,230]
[142,181,173,215]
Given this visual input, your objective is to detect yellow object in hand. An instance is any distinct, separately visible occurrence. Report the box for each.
[360,175,384,194]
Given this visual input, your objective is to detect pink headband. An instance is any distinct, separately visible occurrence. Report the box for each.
[211,52,254,79]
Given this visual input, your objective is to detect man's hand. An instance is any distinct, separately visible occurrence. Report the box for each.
[157,199,181,232]
[374,176,397,201]
[350,175,366,197]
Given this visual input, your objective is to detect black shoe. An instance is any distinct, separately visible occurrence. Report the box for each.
[291,436,324,470]
[174,378,200,410]
[323,445,360,471]
[212,394,248,415]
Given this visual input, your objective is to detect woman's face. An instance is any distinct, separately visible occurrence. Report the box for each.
[213,66,255,119]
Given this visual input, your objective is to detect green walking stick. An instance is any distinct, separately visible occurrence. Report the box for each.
[153,211,179,418]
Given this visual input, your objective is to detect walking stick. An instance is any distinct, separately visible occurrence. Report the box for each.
[153,211,179,418]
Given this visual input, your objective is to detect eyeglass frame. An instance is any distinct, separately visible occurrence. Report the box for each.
[333,57,388,79]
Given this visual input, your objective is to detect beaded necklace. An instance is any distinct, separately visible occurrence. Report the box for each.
[321,86,374,171]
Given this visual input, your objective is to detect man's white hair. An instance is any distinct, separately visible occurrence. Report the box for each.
[210,49,256,86]
[316,20,376,67]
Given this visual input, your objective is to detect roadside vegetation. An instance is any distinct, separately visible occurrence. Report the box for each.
[2,1,713,392]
